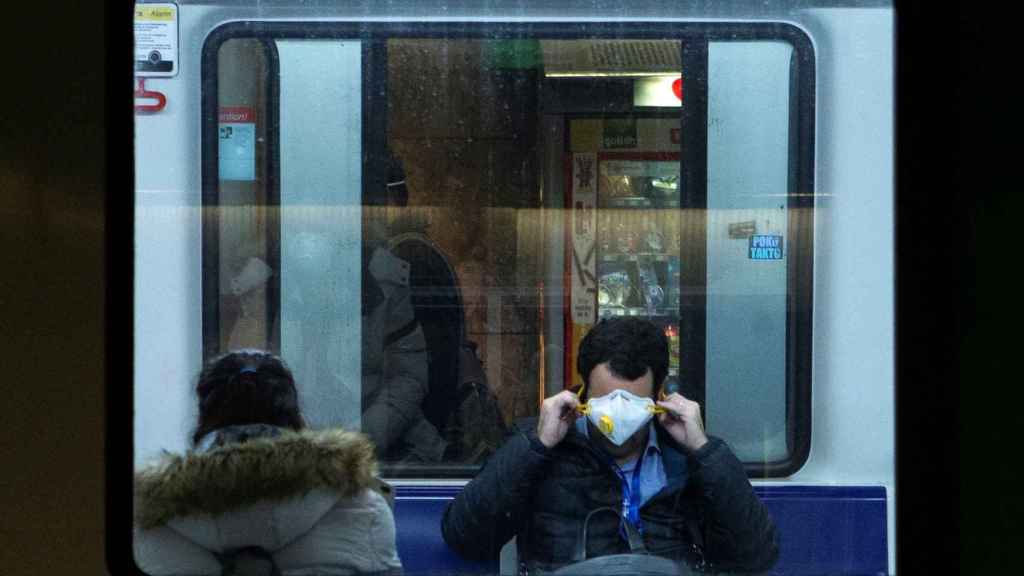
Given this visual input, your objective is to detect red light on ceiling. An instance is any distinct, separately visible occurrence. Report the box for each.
[672,77,683,101]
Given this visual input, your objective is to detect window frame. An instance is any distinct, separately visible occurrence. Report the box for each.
[200,20,815,478]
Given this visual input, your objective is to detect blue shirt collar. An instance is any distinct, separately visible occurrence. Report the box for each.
[576,416,688,493]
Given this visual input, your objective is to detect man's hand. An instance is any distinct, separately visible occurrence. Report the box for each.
[536,390,582,449]
[656,392,708,452]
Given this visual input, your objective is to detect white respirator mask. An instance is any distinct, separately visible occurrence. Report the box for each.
[579,389,661,446]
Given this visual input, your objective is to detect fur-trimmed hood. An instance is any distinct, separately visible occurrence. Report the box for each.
[135,427,380,530]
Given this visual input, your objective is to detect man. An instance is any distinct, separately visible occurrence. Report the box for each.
[441,317,778,574]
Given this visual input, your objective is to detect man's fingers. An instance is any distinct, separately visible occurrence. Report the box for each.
[657,395,700,420]
[663,392,698,410]
[542,390,580,419]
[656,400,683,420]
[662,392,691,405]
[543,390,574,408]
[551,390,579,409]
[558,391,581,419]
[656,397,688,413]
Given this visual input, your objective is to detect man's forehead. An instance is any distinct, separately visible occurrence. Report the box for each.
[589,362,654,396]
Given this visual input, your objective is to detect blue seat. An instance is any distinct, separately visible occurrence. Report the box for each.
[392,484,888,575]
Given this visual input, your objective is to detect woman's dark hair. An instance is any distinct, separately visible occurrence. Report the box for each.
[576,317,669,400]
[191,349,305,447]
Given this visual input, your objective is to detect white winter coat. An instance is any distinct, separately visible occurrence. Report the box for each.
[133,426,402,575]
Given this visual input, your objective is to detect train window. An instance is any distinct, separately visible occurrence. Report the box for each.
[201,24,813,477]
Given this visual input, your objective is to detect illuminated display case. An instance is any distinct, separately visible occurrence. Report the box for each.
[566,118,682,386]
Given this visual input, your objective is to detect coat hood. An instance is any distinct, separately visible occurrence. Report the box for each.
[135,427,379,531]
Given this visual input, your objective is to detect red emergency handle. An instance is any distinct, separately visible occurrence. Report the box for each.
[134,78,167,113]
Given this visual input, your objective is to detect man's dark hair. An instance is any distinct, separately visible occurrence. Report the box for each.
[191,349,305,446]
[576,317,669,400]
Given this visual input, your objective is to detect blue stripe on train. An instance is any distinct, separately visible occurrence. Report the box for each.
[394,485,887,575]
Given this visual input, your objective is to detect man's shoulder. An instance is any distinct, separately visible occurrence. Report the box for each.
[510,416,539,434]
[368,247,411,288]
[508,416,586,443]
[502,417,594,465]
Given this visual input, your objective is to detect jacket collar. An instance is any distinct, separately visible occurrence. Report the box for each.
[134,427,379,529]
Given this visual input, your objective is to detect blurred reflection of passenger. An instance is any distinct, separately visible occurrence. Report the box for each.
[361,232,449,463]
[361,153,450,463]
[225,255,273,349]
[284,156,448,464]
[283,241,447,464]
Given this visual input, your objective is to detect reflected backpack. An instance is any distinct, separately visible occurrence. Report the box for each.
[445,340,507,463]
[389,231,507,463]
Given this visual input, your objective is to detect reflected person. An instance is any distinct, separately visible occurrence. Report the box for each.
[285,228,448,464]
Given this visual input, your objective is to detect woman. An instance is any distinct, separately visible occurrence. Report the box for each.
[133,350,403,575]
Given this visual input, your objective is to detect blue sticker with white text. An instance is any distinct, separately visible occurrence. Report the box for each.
[749,235,783,260]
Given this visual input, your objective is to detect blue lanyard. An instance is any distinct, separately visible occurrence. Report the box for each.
[611,452,646,536]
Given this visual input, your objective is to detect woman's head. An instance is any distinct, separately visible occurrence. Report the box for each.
[191,349,305,447]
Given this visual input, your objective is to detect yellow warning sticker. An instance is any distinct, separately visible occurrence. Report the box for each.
[135,3,178,77]
[136,6,175,21]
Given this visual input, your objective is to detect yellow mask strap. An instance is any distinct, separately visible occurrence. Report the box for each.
[649,388,668,414]
[575,383,590,414]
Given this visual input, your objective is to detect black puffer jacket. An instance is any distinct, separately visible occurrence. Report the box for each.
[441,418,778,574]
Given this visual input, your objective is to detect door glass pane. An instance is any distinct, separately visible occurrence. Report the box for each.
[706,41,794,463]
[276,40,364,429]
